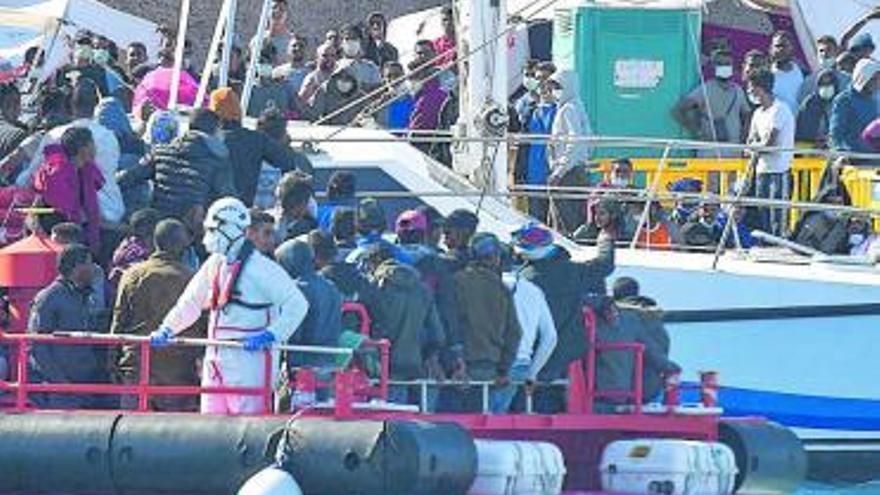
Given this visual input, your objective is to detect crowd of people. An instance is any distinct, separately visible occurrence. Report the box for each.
[2,0,880,413]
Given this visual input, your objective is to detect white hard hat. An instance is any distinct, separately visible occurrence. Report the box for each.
[204,196,251,231]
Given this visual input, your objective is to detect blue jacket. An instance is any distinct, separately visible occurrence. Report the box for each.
[526,103,557,185]
[830,87,877,153]
[276,240,342,368]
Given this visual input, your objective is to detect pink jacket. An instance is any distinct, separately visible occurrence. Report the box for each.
[33,144,105,253]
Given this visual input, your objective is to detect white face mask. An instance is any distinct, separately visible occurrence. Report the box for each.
[257,64,273,79]
[850,233,866,246]
[406,80,422,95]
[748,91,762,106]
[203,224,244,256]
[524,77,539,92]
[336,78,355,94]
[715,65,733,80]
[92,49,110,65]
[819,57,835,69]
[552,89,564,101]
[342,40,361,58]
[818,85,836,100]
[610,176,630,187]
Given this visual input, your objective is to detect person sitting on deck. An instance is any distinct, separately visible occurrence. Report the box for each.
[111,219,203,412]
[680,202,724,249]
[612,277,681,402]
[28,244,108,409]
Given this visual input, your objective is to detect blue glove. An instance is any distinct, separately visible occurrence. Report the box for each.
[150,326,174,347]
[243,330,275,352]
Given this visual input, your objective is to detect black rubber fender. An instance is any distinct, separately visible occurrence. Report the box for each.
[719,419,807,494]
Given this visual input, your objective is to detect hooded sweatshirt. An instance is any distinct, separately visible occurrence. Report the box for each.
[369,259,446,379]
[310,68,369,126]
[275,239,343,367]
[96,97,148,211]
[549,70,592,171]
[33,144,104,252]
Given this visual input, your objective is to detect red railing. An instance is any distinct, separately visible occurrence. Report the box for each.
[0,303,390,415]
[570,306,645,415]
[0,302,708,417]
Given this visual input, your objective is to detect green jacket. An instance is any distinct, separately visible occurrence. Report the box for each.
[451,264,522,378]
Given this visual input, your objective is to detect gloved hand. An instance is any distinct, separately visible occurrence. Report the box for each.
[150,326,175,347]
[243,330,275,352]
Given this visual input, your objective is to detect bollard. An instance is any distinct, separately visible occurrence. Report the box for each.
[663,371,681,408]
[700,371,719,408]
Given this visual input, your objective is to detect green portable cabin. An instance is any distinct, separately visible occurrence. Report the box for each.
[553,0,702,158]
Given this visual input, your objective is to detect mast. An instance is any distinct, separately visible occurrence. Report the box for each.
[454,0,509,195]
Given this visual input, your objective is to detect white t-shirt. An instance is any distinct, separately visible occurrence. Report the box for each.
[772,65,804,116]
[749,99,795,174]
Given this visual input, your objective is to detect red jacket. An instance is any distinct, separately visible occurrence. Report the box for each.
[34,144,104,253]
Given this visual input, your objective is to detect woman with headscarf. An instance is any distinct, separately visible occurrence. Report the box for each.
[796,69,841,148]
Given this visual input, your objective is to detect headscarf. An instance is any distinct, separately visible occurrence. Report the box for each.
[209,87,242,122]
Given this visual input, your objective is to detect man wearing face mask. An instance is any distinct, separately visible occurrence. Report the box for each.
[150,197,308,415]
[830,58,880,155]
[53,34,110,97]
[310,68,368,126]
[300,43,337,104]
[769,32,805,116]
[337,25,382,92]
[673,49,751,156]
[798,36,850,105]
[796,69,840,148]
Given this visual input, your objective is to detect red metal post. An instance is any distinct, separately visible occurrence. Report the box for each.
[584,307,596,414]
[14,337,27,410]
[137,341,151,412]
[700,371,719,408]
[377,339,389,401]
[664,371,681,408]
[334,370,353,418]
[262,351,273,413]
[633,347,644,414]
[342,302,372,337]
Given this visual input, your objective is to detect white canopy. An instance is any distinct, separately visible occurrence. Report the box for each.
[0,0,161,78]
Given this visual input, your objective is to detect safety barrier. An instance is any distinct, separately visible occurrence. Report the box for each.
[593,156,828,204]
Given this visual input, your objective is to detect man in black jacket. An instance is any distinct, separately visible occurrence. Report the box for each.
[513,223,615,388]
[208,87,311,206]
[118,109,236,219]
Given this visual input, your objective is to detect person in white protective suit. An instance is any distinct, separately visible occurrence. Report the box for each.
[150,197,309,414]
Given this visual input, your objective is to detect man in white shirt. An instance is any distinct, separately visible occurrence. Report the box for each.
[494,267,558,413]
[17,80,124,224]
[747,69,796,237]
[769,31,804,116]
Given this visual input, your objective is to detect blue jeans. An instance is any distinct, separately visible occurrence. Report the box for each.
[756,172,790,237]
[490,361,531,414]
